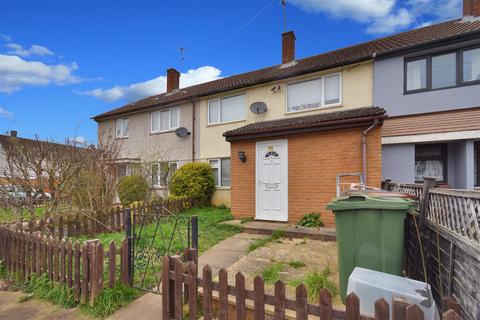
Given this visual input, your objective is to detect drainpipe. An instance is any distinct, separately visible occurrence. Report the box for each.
[191,99,196,162]
[362,118,380,186]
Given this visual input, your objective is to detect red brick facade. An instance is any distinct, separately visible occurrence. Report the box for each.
[230,127,382,227]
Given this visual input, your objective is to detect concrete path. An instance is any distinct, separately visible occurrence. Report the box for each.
[0,284,91,320]
[107,232,264,320]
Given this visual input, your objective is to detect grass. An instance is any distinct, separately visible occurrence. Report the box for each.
[304,267,337,302]
[75,206,242,304]
[1,206,241,319]
[261,263,284,284]
[80,285,139,318]
[0,207,45,224]
[248,230,285,252]
[74,207,241,254]
[1,267,138,319]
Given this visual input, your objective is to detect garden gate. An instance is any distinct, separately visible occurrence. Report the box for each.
[125,206,198,293]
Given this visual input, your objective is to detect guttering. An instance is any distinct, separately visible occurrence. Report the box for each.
[191,99,196,162]
[361,118,380,186]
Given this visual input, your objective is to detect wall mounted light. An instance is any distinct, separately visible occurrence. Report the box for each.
[238,151,246,163]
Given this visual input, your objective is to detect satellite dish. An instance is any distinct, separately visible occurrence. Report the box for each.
[250,102,267,114]
[175,127,191,138]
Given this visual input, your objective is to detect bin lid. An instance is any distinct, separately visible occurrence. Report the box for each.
[326,194,416,211]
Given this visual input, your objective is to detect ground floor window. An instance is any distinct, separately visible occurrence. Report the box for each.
[415,143,447,183]
[152,161,178,187]
[475,142,479,187]
[208,158,231,187]
[117,163,137,178]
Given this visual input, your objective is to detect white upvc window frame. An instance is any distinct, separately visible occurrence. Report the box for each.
[208,158,231,187]
[152,161,179,188]
[207,94,246,125]
[151,107,180,133]
[286,72,342,114]
[115,117,129,138]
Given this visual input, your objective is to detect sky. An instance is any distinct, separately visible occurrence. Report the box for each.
[0,0,463,144]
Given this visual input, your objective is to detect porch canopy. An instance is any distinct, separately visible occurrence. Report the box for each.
[224,106,387,142]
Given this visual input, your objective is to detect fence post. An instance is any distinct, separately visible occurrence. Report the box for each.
[124,208,133,286]
[191,216,198,250]
[413,177,435,280]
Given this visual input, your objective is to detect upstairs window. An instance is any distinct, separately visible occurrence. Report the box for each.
[208,94,245,124]
[463,47,480,83]
[287,73,341,113]
[406,59,427,91]
[431,53,456,89]
[415,144,447,183]
[405,46,480,93]
[116,118,129,138]
[151,107,179,133]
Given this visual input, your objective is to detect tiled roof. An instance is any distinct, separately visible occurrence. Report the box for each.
[93,17,480,121]
[223,107,387,140]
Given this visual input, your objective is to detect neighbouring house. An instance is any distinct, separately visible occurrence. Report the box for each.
[376,0,480,189]
[94,1,480,215]
[224,107,385,226]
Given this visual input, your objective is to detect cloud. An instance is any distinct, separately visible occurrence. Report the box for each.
[80,66,222,103]
[6,43,54,57]
[366,8,414,34]
[0,107,13,118]
[289,0,462,34]
[0,34,12,42]
[0,54,81,93]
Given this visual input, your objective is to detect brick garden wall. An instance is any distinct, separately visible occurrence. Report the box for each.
[230,127,382,226]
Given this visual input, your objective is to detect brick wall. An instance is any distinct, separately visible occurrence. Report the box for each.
[230,127,382,227]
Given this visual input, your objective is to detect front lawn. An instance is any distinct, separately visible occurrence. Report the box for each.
[74,206,242,254]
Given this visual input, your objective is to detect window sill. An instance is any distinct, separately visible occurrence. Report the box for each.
[216,186,231,190]
[115,136,129,140]
[150,129,177,135]
[285,103,343,115]
[207,119,246,127]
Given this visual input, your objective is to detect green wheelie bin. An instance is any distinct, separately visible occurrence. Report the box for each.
[326,194,415,303]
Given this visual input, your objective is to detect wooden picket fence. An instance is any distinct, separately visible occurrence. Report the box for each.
[162,254,462,320]
[5,196,207,238]
[0,226,130,306]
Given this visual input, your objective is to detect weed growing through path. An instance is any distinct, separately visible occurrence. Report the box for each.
[248,229,285,252]
[261,263,284,284]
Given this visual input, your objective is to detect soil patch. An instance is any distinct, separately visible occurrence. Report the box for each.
[227,237,343,307]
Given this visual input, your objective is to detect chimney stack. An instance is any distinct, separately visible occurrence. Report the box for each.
[10,130,17,137]
[166,68,180,93]
[282,31,296,64]
[464,0,480,16]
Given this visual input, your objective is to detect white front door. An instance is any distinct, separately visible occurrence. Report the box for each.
[256,140,288,221]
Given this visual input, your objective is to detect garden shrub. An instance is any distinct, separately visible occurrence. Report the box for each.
[298,212,324,228]
[170,162,215,199]
[117,175,149,206]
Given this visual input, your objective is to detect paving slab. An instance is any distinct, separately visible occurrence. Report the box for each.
[198,232,266,276]
[222,220,336,241]
[107,292,162,320]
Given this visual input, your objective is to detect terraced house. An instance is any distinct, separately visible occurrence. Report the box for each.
[94,1,480,225]
[378,1,480,189]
